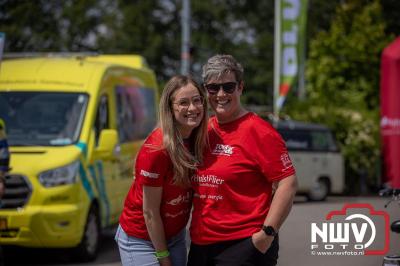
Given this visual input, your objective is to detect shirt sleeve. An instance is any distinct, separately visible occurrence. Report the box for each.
[135,144,170,187]
[255,130,296,182]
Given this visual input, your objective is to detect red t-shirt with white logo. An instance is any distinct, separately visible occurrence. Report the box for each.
[119,128,192,240]
[190,112,295,244]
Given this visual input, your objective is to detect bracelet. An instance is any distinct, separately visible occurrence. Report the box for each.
[155,250,170,259]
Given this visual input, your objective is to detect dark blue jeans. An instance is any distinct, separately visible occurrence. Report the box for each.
[187,236,279,266]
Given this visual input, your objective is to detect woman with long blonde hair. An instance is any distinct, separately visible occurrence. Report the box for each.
[116,75,208,266]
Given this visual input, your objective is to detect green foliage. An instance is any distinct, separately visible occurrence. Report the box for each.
[381,0,400,36]
[0,0,277,105]
[1,0,399,193]
[1,0,396,105]
[0,0,115,51]
[190,0,276,105]
[285,0,394,192]
[97,0,180,81]
[0,1,60,51]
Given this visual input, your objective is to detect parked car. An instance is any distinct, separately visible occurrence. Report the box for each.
[275,120,345,201]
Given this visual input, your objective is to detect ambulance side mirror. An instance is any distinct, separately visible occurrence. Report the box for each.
[95,129,119,160]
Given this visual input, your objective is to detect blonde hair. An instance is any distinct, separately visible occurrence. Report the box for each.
[159,75,208,187]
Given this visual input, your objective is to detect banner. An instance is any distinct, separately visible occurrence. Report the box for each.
[274,0,308,114]
[380,37,400,188]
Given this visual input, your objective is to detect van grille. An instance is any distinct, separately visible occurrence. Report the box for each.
[0,229,19,238]
[0,174,32,209]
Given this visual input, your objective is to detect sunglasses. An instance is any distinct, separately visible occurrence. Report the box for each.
[204,82,237,95]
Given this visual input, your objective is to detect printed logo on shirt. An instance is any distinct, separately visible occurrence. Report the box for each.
[166,192,191,206]
[194,192,224,201]
[191,174,224,187]
[140,169,159,179]
[212,144,234,156]
[280,153,293,170]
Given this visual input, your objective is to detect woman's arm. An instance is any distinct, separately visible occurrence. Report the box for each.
[143,186,172,266]
[252,174,298,252]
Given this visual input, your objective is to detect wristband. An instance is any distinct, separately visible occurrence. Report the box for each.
[155,250,170,259]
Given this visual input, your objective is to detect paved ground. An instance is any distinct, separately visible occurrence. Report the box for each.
[3,196,400,266]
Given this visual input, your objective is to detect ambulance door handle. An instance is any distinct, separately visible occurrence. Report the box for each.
[113,144,121,157]
[109,144,121,163]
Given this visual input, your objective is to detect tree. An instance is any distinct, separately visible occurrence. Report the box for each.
[0,0,115,52]
[381,0,400,36]
[101,0,277,104]
[0,1,61,51]
[96,0,181,81]
[285,0,394,193]
[1,0,397,110]
[0,0,277,104]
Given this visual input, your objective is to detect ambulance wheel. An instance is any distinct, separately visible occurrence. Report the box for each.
[307,178,330,201]
[74,204,100,262]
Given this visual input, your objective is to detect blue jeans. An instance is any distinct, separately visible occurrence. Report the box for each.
[115,225,187,266]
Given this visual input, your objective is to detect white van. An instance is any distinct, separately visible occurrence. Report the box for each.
[276,120,345,201]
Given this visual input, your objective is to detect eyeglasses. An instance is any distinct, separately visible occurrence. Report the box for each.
[204,82,237,95]
[173,95,205,109]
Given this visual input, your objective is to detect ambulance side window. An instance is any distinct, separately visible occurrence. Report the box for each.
[115,85,157,143]
[94,95,109,145]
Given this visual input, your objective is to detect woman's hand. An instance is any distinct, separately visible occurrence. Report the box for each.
[251,230,274,253]
[158,256,173,266]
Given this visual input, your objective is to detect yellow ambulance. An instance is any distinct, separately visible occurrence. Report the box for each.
[0,54,158,261]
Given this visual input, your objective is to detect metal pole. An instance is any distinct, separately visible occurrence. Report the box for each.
[298,0,308,100]
[0,32,5,72]
[298,52,306,100]
[273,0,281,122]
[181,0,191,75]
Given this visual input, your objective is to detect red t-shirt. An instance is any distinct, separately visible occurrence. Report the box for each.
[190,112,295,244]
[119,128,192,240]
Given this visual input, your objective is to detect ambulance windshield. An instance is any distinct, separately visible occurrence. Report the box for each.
[0,92,88,146]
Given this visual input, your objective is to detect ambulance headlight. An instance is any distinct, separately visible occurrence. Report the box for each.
[39,161,80,187]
